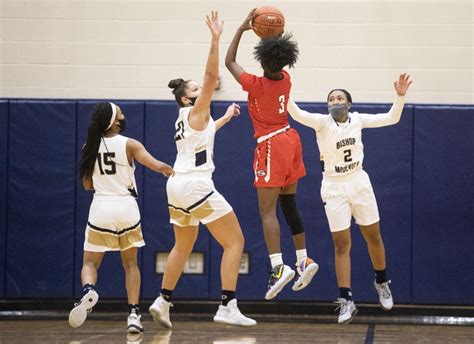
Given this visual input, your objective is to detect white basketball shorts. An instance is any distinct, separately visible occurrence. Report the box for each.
[84,195,145,252]
[321,169,380,232]
[166,173,233,227]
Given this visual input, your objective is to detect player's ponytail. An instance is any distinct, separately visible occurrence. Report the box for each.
[79,102,113,181]
[168,78,190,107]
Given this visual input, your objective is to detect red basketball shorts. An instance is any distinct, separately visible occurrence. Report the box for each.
[253,128,306,188]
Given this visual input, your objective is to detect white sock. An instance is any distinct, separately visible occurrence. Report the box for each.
[269,253,283,268]
[296,249,307,265]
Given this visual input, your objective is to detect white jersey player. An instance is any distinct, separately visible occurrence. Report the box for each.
[149,11,256,329]
[70,102,173,333]
[288,74,413,324]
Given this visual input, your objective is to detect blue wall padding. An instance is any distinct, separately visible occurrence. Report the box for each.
[0,99,472,305]
[141,101,211,299]
[0,101,8,297]
[74,101,145,298]
[209,102,269,300]
[6,101,76,297]
[412,106,474,304]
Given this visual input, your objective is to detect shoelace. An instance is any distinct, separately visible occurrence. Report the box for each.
[333,299,348,314]
[380,281,392,298]
[267,266,283,288]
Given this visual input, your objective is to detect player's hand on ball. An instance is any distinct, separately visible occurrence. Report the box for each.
[239,8,257,32]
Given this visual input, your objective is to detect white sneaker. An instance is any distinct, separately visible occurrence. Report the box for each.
[264,264,295,300]
[374,280,394,310]
[213,299,257,326]
[334,298,358,324]
[127,312,144,334]
[292,257,319,291]
[149,296,172,328]
[68,289,99,328]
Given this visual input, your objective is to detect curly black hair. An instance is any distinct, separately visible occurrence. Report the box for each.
[253,33,299,74]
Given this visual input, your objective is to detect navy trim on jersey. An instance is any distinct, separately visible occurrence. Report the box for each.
[168,204,190,214]
[187,191,214,211]
[195,150,207,167]
[87,220,141,235]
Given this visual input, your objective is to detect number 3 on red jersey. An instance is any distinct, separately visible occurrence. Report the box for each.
[278,95,286,114]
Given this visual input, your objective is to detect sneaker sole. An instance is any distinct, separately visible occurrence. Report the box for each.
[68,290,99,328]
[127,324,144,334]
[292,263,319,291]
[339,308,358,324]
[149,307,172,328]
[213,315,257,327]
[265,270,296,300]
[378,302,393,311]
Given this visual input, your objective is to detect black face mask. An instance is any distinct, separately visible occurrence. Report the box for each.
[118,118,127,133]
[187,97,198,106]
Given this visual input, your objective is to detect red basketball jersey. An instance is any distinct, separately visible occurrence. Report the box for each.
[240,70,291,139]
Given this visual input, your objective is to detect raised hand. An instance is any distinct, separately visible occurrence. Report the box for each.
[239,8,257,32]
[226,103,241,118]
[394,73,413,96]
[206,11,223,39]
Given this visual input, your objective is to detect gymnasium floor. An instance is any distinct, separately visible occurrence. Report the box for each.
[1,319,474,343]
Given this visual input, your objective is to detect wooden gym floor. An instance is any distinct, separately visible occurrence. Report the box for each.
[1,319,473,343]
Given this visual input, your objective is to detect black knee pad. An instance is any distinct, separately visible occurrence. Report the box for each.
[279,194,305,235]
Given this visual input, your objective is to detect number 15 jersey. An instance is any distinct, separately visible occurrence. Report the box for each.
[92,135,137,196]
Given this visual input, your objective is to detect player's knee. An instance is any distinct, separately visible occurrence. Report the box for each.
[122,259,138,271]
[365,231,383,246]
[279,194,305,235]
[333,237,351,254]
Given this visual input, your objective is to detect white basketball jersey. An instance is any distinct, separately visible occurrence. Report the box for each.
[92,135,138,196]
[316,114,365,177]
[173,106,216,174]
[287,96,405,178]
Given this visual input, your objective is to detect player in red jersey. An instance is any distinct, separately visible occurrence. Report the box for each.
[225,9,319,300]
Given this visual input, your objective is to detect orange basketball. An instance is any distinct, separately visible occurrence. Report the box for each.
[252,6,285,38]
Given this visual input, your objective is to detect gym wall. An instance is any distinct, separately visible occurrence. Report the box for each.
[0,1,472,104]
[0,99,472,304]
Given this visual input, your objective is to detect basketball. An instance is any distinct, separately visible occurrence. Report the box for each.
[252,6,285,38]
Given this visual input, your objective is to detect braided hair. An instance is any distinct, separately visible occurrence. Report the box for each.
[79,102,114,181]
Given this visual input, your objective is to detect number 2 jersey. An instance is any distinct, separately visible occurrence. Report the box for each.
[287,96,406,178]
[92,135,138,196]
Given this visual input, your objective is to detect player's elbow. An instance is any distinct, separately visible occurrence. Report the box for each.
[225,59,234,70]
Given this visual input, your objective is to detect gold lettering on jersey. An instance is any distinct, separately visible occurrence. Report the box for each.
[195,144,206,152]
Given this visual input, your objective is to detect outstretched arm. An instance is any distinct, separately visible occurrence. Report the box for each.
[127,139,174,177]
[361,73,413,128]
[190,11,223,128]
[225,8,256,84]
[287,98,327,131]
[215,103,241,132]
